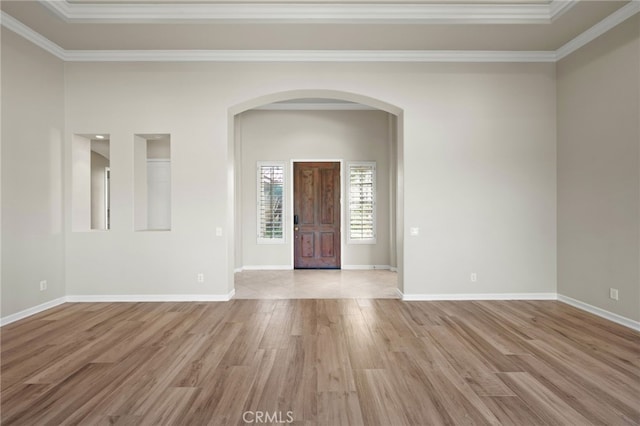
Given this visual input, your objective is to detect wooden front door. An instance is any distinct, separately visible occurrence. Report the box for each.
[294,162,341,269]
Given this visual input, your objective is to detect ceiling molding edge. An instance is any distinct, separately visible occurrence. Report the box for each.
[39,0,559,24]
[61,50,557,63]
[549,0,577,22]
[556,1,640,60]
[2,2,637,64]
[0,11,65,60]
[256,102,377,111]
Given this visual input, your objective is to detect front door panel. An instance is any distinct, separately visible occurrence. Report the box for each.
[294,162,341,269]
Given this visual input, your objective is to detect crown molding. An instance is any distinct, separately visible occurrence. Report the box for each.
[549,0,575,21]
[40,0,574,25]
[0,11,65,60]
[0,11,554,63]
[61,49,557,63]
[556,1,640,60]
[2,2,636,64]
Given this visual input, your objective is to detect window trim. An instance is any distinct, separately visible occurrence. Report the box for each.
[347,161,377,244]
[256,161,286,244]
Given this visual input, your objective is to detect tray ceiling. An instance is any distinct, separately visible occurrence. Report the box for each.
[0,1,635,55]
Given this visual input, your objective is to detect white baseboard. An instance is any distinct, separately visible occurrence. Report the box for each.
[0,297,67,327]
[558,294,640,332]
[342,265,392,270]
[401,292,558,301]
[390,267,398,272]
[66,293,235,303]
[4,292,636,333]
[1,291,238,327]
[234,268,243,273]
[241,265,293,271]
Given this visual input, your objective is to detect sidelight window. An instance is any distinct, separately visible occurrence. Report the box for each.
[348,162,376,243]
[257,162,285,243]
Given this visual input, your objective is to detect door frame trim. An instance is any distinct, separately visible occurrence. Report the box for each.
[290,159,344,269]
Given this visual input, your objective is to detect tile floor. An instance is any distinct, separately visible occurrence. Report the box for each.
[234,269,399,299]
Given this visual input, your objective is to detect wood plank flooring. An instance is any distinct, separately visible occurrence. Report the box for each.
[1,299,639,425]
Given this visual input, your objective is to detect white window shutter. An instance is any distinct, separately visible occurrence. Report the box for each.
[348,162,376,243]
[257,162,285,244]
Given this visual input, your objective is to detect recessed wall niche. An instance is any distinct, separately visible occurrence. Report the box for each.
[72,134,111,231]
[134,134,172,231]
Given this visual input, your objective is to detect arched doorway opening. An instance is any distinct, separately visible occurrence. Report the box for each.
[227,90,404,297]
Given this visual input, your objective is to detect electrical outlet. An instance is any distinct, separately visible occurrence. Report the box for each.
[216,227,223,237]
[609,288,619,301]
[470,273,477,283]
[39,280,47,291]
[197,273,204,283]
[410,227,420,236]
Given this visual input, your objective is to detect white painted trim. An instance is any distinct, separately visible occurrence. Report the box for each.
[61,49,558,63]
[234,268,244,273]
[549,0,576,21]
[256,102,376,111]
[256,161,286,245]
[0,11,66,60]
[0,297,67,327]
[66,293,235,302]
[0,15,560,64]
[40,1,560,25]
[2,4,635,63]
[390,267,398,273]
[346,162,377,245]
[558,294,640,332]
[556,1,640,60]
[401,292,558,301]
[3,293,637,333]
[1,291,238,326]
[241,265,293,270]
[342,265,392,270]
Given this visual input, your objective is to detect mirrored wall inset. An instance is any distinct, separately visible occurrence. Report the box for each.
[134,134,171,231]
[72,134,111,231]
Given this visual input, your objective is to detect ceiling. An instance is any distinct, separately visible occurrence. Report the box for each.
[0,0,633,53]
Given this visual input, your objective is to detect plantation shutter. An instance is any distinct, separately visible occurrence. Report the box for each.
[348,162,376,242]
[257,163,285,242]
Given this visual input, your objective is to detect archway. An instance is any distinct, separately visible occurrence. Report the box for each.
[227,90,404,297]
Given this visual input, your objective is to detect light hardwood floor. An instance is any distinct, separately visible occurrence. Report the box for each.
[1,299,639,425]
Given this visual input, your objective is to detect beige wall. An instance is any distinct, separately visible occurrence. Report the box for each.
[237,109,394,269]
[557,15,640,321]
[0,21,559,305]
[61,60,557,297]
[4,10,639,325]
[1,29,65,316]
